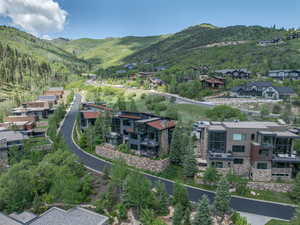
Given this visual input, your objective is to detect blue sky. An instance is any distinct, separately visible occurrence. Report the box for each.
[0,0,299,39]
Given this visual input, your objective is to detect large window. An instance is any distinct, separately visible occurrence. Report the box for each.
[232,145,245,153]
[233,134,246,141]
[259,149,269,157]
[123,120,131,126]
[212,161,223,168]
[257,162,268,169]
[130,144,138,150]
[208,131,226,153]
[233,158,244,164]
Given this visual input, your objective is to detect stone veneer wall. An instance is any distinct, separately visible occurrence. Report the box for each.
[251,168,272,182]
[247,182,292,193]
[96,145,169,173]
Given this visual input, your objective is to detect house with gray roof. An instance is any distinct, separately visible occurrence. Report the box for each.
[0,207,108,225]
[268,70,300,80]
[0,131,28,162]
[215,69,251,79]
[230,81,296,100]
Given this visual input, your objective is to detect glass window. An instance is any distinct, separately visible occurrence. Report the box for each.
[232,145,245,152]
[259,149,269,157]
[130,144,138,150]
[130,133,138,139]
[257,162,268,169]
[212,161,223,168]
[233,134,245,141]
[233,158,244,164]
[251,134,255,141]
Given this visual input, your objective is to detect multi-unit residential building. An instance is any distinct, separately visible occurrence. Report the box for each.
[195,121,300,181]
[215,69,251,79]
[0,131,29,163]
[267,70,300,80]
[38,95,58,104]
[109,111,176,157]
[44,87,64,98]
[230,81,296,100]
[0,207,108,225]
[80,102,113,129]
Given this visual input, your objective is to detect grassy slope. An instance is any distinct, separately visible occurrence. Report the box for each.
[124,25,300,72]
[52,35,167,68]
[0,26,86,66]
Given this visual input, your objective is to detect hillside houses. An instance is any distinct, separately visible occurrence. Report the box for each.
[267,70,300,80]
[230,82,296,100]
[0,87,65,166]
[215,69,251,79]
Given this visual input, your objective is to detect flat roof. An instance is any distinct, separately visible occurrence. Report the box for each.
[222,121,282,129]
[0,131,28,142]
[208,125,226,131]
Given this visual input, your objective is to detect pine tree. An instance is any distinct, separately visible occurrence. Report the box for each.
[193,195,212,225]
[173,204,184,225]
[170,124,184,165]
[291,172,300,203]
[183,207,191,225]
[213,177,231,221]
[173,182,190,210]
[183,139,197,178]
[154,181,169,216]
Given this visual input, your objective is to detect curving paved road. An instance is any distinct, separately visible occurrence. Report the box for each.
[60,94,295,221]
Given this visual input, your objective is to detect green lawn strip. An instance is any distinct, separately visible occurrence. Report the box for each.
[265,219,290,225]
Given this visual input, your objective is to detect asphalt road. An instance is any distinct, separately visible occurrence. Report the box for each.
[60,94,295,221]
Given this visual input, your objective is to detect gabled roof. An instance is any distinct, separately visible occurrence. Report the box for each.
[273,86,295,95]
[246,81,273,87]
[215,68,250,74]
[0,213,23,225]
[147,119,176,130]
[82,111,101,119]
[203,78,224,85]
[28,207,108,225]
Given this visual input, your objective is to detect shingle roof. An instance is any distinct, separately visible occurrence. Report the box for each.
[147,119,176,130]
[0,213,23,225]
[246,81,273,87]
[28,207,108,225]
[9,212,37,223]
[273,86,295,95]
[215,69,250,73]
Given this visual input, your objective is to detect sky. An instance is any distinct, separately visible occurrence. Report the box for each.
[0,0,299,40]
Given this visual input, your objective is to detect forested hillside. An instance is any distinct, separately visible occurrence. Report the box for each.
[52,35,167,68]
[0,26,88,74]
[125,25,300,73]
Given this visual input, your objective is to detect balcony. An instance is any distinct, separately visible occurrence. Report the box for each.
[272,154,300,163]
[141,138,159,147]
[209,152,233,161]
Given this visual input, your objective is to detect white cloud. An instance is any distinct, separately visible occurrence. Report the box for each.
[0,0,67,36]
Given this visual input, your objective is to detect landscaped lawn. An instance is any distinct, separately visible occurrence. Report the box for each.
[265,219,290,225]
[170,103,208,123]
